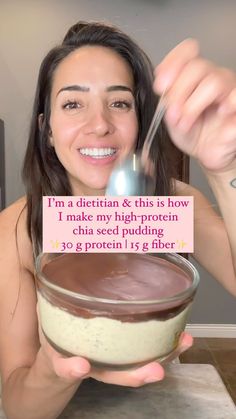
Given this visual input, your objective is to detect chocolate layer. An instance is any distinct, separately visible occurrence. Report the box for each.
[39,253,194,321]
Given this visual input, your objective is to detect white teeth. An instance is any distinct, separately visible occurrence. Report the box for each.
[79,148,116,158]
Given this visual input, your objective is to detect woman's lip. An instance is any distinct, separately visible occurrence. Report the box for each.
[77,150,118,166]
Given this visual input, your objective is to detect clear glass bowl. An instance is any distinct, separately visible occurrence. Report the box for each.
[36,253,199,370]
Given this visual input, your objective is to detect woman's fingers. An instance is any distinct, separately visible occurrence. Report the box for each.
[90,361,165,387]
[161,58,213,125]
[178,331,194,352]
[174,74,225,132]
[154,39,236,133]
[162,332,193,363]
[154,38,200,93]
[176,70,236,132]
[219,87,236,115]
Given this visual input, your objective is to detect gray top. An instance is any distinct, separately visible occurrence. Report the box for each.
[0,364,235,418]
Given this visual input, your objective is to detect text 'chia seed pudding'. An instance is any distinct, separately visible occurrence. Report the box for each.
[36,253,199,369]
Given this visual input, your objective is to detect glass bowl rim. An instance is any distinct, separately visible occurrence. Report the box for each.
[35,252,200,306]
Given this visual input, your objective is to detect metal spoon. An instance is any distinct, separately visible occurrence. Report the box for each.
[106,92,167,196]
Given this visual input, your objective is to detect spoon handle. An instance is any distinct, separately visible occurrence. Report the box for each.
[141,92,167,162]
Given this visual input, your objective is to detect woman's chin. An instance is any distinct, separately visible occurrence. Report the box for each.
[68,174,108,196]
[84,178,111,195]
[76,183,107,196]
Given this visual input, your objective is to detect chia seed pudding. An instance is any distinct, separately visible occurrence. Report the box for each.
[36,253,199,369]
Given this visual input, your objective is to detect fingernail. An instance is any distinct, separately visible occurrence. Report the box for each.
[144,376,161,384]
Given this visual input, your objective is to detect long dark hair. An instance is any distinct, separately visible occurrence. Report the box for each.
[22,21,178,256]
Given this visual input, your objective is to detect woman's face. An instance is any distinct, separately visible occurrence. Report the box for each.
[49,45,138,195]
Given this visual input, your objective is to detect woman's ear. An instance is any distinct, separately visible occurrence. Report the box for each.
[38,113,44,131]
[48,128,53,146]
[38,113,54,146]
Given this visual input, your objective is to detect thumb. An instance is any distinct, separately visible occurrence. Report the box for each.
[52,352,91,380]
[39,324,91,380]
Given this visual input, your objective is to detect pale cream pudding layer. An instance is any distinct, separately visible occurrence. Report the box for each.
[38,292,191,365]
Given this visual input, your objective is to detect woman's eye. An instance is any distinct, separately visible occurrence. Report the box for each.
[62,101,82,110]
[110,100,132,110]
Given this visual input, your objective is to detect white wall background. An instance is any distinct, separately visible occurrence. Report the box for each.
[0,0,236,324]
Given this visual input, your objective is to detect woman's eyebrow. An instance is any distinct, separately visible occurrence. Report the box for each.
[56,85,89,96]
[106,85,133,93]
[56,84,133,97]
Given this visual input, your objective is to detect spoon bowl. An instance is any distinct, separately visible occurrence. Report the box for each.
[106,154,155,196]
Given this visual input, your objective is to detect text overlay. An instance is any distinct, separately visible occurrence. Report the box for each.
[42,196,194,253]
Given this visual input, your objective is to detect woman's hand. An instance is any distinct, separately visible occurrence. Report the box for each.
[39,324,192,387]
[154,39,236,174]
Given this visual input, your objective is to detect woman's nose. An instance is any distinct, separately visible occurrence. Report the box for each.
[82,107,114,137]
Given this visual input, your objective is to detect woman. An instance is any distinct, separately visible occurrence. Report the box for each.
[0,21,235,419]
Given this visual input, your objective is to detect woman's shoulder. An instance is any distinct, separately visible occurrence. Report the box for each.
[0,196,34,271]
[1,195,26,210]
[0,196,27,233]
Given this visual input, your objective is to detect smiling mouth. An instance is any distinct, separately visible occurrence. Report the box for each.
[79,147,117,159]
